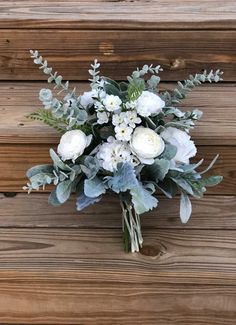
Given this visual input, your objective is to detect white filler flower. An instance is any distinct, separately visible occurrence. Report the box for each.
[97,137,138,172]
[58,130,92,162]
[80,89,97,108]
[115,123,133,141]
[136,91,165,117]
[97,111,109,124]
[130,126,165,164]
[103,94,122,112]
[161,127,197,164]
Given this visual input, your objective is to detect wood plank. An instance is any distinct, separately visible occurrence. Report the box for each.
[0,82,236,145]
[0,228,235,286]
[0,30,235,81]
[0,277,234,324]
[0,144,232,194]
[0,0,235,30]
[0,193,235,229]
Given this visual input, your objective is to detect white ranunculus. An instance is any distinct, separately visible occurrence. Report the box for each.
[136,91,165,117]
[130,126,165,164]
[161,127,197,164]
[57,130,92,162]
[80,90,97,108]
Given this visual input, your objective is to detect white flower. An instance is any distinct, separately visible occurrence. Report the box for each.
[57,130,92,162]
[80,90,97,108]
[115,123,133,141]
[96,137,138,172]
[112,112,125,126]
[103,94,122,112]
[136,91,165,117]
[124,111,142,128]
[97,111,109,124]
[161,127,197,164]
[130,126,165,165]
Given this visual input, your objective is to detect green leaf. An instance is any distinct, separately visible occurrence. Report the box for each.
[50,149,71,171]
[159,143,177,160]
[147,159,170,181]
[84,177,106,198]
[48,189,62,206]
[105,163,138,193]
[157,178,178,198]
[180,191,192,223]
[199,175,223,187]
[56,180,73,204]
[171,177,194,196]
[130,183,158,215]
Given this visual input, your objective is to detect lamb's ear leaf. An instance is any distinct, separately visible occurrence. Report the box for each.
[49,149,71,171]
[48,188,62,206]
[180,191,192,224]
[147,158,170,181]
[56,179,73,204]
[76,193,102,211]
[26,164,54,178]
[159,143,177,160]
[130,183,158,215]
[84,177,106,198]
[199,175,223,187]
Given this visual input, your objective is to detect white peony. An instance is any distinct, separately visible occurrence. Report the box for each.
[96,137,138,172]
[58,130,92,162]
[80,90,97,108]
[130,126,165,164]
[103,94,122,112]
[161,127,197,164]
[136,91,165,117]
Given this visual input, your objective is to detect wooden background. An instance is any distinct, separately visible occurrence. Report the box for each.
[0,1,235,324]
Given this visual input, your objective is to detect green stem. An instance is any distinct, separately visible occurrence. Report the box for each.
[120,199,143,253]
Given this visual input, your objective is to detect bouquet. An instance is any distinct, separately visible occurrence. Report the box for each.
[24,50,223,252]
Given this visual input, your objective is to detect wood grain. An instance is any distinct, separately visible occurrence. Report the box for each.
[0,144,232,193]
[0,30,235,81]
[0,277,235,324]
[0,193,235,229]
[0,82,236,145]
[0,228,235,286]
[0,0,235,30]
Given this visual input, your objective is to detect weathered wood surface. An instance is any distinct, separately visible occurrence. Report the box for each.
[0,144,232,193]
[0,0,235,30]
[0,228,235,285]
[0,82,236,145]
[0,30,235,81]
[0,1,235,323]
[0,193,235,229]
[0,277,235,324]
